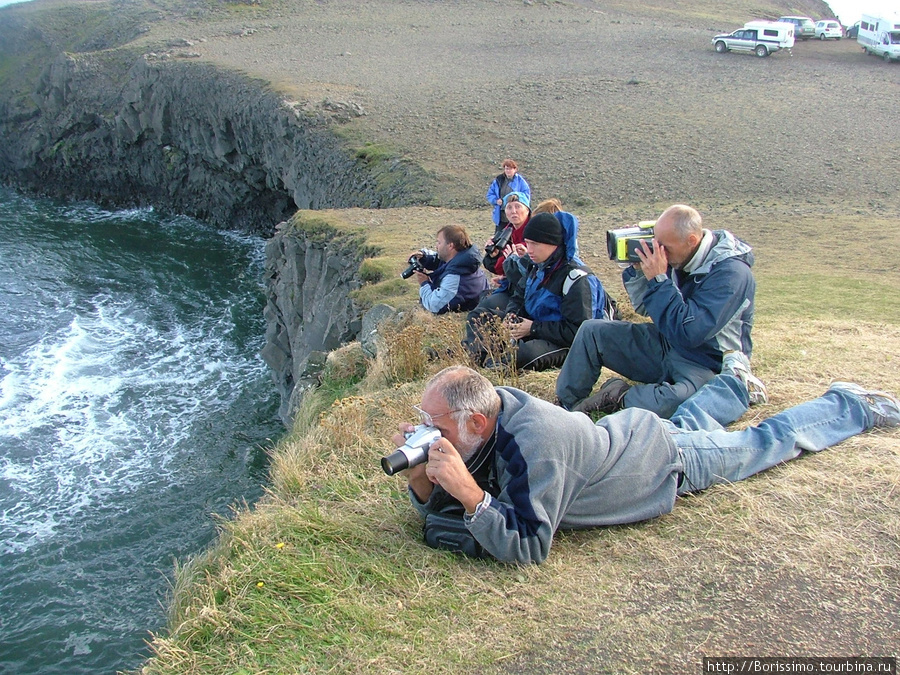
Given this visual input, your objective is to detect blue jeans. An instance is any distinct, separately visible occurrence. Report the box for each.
[556,320,716,418]
[667,375,874,495]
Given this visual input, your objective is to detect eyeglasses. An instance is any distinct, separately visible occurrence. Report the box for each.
[413,404,466,427]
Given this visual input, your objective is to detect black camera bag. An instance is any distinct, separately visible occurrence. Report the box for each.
[423,506,488,559]
[421,436,498,559]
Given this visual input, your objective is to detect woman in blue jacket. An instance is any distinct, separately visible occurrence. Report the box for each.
[485,159,530,228]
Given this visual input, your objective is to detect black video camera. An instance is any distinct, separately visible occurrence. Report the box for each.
[606,221,656,262]
[485,225,514,256]
[401,253,427,279]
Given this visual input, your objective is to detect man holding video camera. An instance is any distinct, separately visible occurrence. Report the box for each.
[556,204,759,418]
[395,366,899,564]
[407,224,489,315]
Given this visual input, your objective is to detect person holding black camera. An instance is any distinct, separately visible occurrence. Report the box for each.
[407,224,488,315]
[463,212,610,371]
[478,191,532,312]
[394,365,899,563]
[555,204,761,418]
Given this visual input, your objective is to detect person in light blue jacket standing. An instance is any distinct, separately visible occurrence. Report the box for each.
[486,159,531,228]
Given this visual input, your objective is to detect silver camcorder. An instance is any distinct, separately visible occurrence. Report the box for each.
[380,424,442,475]
[606,220,657,262]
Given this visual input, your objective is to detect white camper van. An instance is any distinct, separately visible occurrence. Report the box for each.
[712,20,795,57]
[857,12,900,62]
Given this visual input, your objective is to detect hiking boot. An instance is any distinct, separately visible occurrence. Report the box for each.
[572,377,631,415]
[482,354,514,371]
[722,351,768,405]
[828,382,900,428]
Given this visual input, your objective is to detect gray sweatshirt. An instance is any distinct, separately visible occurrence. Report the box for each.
[412,387,681,563]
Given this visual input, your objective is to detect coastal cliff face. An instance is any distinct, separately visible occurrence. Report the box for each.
[260,218,370,426]
[0,10,431,423]
[0,50,427,233]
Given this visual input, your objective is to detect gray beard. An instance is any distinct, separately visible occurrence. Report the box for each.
[455,426,483,462]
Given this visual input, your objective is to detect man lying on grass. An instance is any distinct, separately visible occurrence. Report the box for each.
[393,365,900,564]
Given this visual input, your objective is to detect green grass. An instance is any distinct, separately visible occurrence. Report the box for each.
[353,142,395,166]
[138,216,900,672]
[759,272,900,323]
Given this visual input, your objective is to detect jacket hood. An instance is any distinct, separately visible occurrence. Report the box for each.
[693,230,754,275]
[555,211,583,263]
[450,244,485,274]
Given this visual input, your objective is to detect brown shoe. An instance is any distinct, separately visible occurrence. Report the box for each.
[572,378,631,414]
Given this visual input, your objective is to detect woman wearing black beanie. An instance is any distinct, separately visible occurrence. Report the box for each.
[464,211,611,371]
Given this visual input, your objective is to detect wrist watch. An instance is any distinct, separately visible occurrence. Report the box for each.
[653,274,668,284]
[465,491,492,520]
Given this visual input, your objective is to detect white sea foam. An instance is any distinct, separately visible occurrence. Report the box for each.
[0,238,269,556]
[0,189,281,675]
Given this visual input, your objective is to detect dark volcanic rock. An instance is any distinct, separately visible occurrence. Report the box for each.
[0,49,432,234]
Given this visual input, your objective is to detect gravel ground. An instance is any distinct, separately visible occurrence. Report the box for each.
[146,0,900,218]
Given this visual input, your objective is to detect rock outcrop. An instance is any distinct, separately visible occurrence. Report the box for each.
[260,215,371,426]
[0,50,431,234]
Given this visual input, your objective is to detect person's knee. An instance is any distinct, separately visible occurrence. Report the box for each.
[517,342,567,372]
[624,384,686,419]
[574,319,614,346]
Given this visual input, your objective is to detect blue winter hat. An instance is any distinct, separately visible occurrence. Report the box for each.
[502,191,531,209]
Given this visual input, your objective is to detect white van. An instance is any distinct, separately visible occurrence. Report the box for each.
[857,12,900,62]
[712,21,795,57]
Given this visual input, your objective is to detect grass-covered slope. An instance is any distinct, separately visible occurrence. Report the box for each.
[140,207,900,674]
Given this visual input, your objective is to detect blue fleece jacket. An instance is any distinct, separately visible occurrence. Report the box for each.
[410,387,680,564]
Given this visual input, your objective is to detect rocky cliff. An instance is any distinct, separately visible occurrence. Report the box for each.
[260,214,372,426]
[0,48,430,233]
[0,2,433,424]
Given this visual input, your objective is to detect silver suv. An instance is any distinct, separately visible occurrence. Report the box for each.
[779,16,816,40]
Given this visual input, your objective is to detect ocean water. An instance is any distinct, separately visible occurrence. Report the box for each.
[0,187,282,674]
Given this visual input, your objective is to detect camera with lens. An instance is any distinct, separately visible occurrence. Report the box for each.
[381,424,442,475]
[485,225,514,256]
[400,253,428,279]
[606,220,657,262]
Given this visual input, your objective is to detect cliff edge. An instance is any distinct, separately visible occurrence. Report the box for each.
[0,0,434,233]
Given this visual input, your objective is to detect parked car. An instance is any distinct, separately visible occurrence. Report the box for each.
[712,21,795,57]
[815,20,843,40]
[779,16,816,40]
[846,21,860,39]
